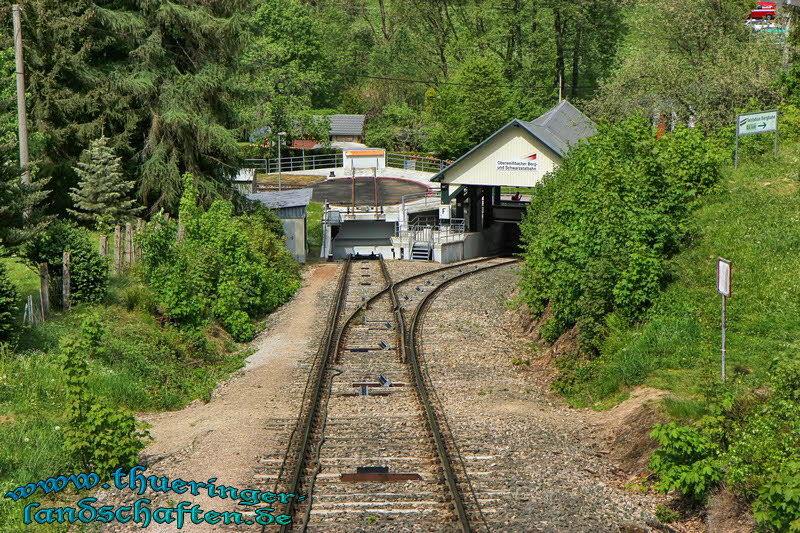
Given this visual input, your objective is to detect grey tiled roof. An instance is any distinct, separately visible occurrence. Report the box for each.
[518,100,597,157]
[247,188,313,209]
[327,114,365,136]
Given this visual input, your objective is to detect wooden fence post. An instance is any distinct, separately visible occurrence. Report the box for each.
[114,225,122,274]
[136,218,145,261]
[39,263,49,319]
[99,234,108,257]
[125,222,134,267]
[62,251,70,311]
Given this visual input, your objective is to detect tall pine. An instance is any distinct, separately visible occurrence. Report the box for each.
[69,136,142,228]
[21,0,252,213]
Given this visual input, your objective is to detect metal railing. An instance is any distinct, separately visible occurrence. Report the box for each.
[243,151,451,175]
[396,218,466,248]
[243,153,343,174]
[386,153,451,173]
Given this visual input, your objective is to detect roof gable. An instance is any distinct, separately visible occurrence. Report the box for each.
[431,100,595,183]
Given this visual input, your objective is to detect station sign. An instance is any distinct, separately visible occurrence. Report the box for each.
[438,204,451,219]
[734,110,778,168]
[496,153,538,171]
[737,110,778,136]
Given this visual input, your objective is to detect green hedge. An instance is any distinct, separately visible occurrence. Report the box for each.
[139,174,300,341]
[520,118,725,352]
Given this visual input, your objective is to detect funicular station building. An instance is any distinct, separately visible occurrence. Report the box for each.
[319,100,596,262]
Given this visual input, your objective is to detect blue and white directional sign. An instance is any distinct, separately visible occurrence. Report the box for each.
[737,110,778,136]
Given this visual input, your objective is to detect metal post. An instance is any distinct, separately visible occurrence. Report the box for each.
[734,114,740,169]
[12,5,30,188]
[721,294,727,382]
[775,111,779,158]
[277,131,286,192]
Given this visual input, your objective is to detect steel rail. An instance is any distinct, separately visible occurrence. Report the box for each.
[276,256,514,531]
[272,255,353,533]
[406,258,520,533]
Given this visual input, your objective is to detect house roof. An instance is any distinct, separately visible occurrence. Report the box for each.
[247,188,313,209]
[327,114,365,136]
[249,114,366,143]
[430,100,596,183]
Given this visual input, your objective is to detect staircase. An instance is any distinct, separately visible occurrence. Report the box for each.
[410,242,431,261]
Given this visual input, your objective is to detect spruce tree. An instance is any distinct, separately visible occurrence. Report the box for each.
[69,136,142,229]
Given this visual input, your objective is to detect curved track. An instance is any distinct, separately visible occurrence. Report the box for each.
[264,256,518,532]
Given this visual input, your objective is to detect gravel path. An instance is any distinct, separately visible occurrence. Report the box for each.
[418,264,663,532]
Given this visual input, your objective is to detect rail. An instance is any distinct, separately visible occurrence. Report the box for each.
[273,255,353,533]
[407,258,519,532]
[275,256,510,531]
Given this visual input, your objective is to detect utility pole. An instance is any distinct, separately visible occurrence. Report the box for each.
[12,4,30,187]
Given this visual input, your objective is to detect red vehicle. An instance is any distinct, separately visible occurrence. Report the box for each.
[750,1,776,20]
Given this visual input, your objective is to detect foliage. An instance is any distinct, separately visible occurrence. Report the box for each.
[520,119,724,353]
[424,55,512,158]
[24,220,108,305]
[239,0,332,155]
[726,359,800,497]
[69,136,143,230]
[364,104,426,151]
[0,263,18,343]
[589,0,779,131]
[753,462,800,532]
[23,0,252,214]
[139,174,299,341]
[60,313,149,478]
[654,505,680,524]
[649,422,722,501]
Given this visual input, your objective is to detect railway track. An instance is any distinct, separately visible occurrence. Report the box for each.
[256,255,518,532]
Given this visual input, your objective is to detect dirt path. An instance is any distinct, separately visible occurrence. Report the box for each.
[98,263,338,532]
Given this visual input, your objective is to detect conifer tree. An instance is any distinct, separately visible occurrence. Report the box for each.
[69,136,142,229]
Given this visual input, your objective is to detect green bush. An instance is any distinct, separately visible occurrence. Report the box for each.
[61,315,149,477]
[520,119,724,352]
[139,174,300,341]
[649,421,722,501]
[726,358,800,496]
[24,220,108,305]
[0,263,18,343]
[753,462,800,531]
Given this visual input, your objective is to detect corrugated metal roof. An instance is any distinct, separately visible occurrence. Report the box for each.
[247,188,313,209]
[430,100,596,183]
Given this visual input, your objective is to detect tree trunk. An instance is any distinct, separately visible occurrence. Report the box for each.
[571,17,583,99]
[554,8,567,98]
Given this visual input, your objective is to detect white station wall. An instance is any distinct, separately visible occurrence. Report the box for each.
[440,125,560,188]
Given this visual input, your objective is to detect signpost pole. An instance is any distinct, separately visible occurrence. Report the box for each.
[717,257,731,383]
[774,109,779,157]
[734,114,740,169]
[721,294,726,383]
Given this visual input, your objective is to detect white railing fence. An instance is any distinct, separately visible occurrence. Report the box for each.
[242,152,450,175]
